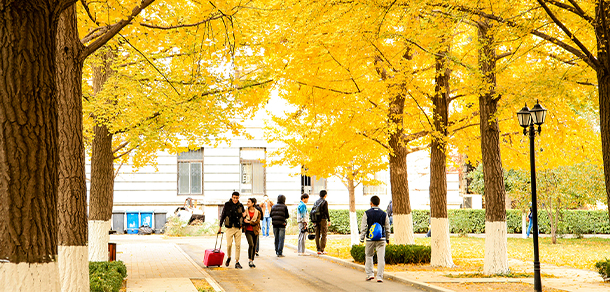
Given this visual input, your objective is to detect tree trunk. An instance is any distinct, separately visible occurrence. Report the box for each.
[88,51,116,262]
[0,2,71,290]
[347,178,359,246]
[595,9,610,223]
[478,21,509,275]
[388,93,415,245]
[430,54,454,267]
[56,5,89,290]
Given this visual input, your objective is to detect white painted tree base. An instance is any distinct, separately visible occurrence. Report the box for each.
[0,262,60,292]
[349,211,359,246]
[58,246,89,292]
[89,220,110,262]
[393,213,415,245]
[431,217,455,267]
[484,221,509,275]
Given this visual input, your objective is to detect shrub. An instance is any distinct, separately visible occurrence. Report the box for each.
[351,244,431,264]
[327,209,610,235]
[90,261,127,292]
[594,258,610,281]
[164,217,219,236]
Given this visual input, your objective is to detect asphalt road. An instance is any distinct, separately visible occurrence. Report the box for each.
[179,236,425,292]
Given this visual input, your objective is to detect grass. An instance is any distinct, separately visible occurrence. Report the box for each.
[444,272,555,278]
[289,236,610,272]
[191,279,215,292]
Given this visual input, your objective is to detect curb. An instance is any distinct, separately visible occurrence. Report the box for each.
[284,243,454,292]
[174,243,225,292]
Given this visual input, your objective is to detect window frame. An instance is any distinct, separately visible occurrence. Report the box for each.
[177,148,204,196]
[239,147,266,196]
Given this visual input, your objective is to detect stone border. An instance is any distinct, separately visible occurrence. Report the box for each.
[174,243,225,292]
[284,243,455,292]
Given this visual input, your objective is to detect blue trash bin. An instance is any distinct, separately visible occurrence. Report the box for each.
[126,211,140,234]
[140,211,153,228]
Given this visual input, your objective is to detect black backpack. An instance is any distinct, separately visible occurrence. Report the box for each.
[310,200,322,223]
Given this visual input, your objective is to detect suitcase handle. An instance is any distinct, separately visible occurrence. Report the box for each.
[215,232,224,250]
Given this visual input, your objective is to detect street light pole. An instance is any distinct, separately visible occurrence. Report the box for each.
[528,122,542,292]
[517,100,547,292]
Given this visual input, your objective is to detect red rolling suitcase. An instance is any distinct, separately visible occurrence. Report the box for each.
[204,232,225,267]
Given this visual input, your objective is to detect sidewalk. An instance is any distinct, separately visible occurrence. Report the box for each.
[114,235,222,292]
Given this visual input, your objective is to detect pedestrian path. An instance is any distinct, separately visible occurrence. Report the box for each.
[114,236,222,292]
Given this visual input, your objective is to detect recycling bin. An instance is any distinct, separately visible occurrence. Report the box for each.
[154,210,167,234]
[140,211,154,228]
[111,210,125,234]
[126,211,140,234]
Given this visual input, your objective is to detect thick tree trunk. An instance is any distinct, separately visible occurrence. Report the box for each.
[347,178,359,246]
[56,5,89,290]
[0,2,72,290]
[388,93,415,245]
[478,21,509,275]
[430,54,454,267]
[88,51,116,262]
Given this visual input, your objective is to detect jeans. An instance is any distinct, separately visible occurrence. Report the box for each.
[273,227,286,255]
[365,240,386,280]
[262,217,271,236]
[315,219,328,252]
[298,222,306,253]
[245,230,258,261]
[527,219,534,237]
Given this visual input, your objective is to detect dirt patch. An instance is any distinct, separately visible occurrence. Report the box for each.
[191,279,214,292]
[435,282,567,292]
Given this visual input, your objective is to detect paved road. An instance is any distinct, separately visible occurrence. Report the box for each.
[180,236,425,292]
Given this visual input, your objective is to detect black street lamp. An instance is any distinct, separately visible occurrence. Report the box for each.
[517,100,547,292]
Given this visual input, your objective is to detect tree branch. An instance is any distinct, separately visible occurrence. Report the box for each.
[114,147,136,160]
[296,81,361,95]
[81,0,157,59]
[403,130,428,143]
[359,132,390,150]
[140,14,223,29]
[112,141,130,154]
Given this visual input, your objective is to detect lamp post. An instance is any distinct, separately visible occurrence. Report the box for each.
[516,100,547,292]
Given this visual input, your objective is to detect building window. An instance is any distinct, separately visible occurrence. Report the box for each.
[240,148,265,195]
[178,148,203,195]
[363,171,387,196]
[302,170,326,195]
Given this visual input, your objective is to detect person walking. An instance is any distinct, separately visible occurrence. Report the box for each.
[218,191,245,269]
[527,207,534,238]
[270,194,289,257]
[360,195,391,283]
[313,190,331,255]
[244,198,261,268]
[253,198,263,256]
[297,193,310,256]
[386,200,393,226]
[260,195,273,237]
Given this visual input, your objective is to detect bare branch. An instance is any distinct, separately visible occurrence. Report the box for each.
[114,147,136,160]
[403,130,428,143]
[495,51,513,60]
[112,141,130,154]
[296,81,361,95]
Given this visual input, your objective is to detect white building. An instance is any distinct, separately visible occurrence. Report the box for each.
[87,107,474,229]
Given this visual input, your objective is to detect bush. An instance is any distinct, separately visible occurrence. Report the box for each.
[164,217,219,236]
[594,258,610,281]
[351,244,431,264]
[327,209,610,235]
[90,261,127,292]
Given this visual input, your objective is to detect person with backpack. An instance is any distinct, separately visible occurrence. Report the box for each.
[359,195,391,282]
[218,191,245,269]
[270,194,290,257]
[297,193,310,255]
[311,190,331,255]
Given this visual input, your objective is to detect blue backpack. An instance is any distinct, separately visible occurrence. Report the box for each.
[367,222,383,241]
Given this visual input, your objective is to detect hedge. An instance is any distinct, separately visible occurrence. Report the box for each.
[351,244,431,264]
[595,258,610,281]
[90,261,127,292]
[326,209,610,235]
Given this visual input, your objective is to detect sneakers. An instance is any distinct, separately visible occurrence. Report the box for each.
[321,251,328,255]
[377,279,383,283]
[225,257,231,267]
[235,262,242,269]
[248,261,256,268]
[366,276,374,281]
[255,252,259,257]
[317,251,322,255]
[277,254,285,257]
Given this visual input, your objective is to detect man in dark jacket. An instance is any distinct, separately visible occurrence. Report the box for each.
[313,190,331,254]
[218,191,245,269]
[360,195,391,282]
[270,194,289,257]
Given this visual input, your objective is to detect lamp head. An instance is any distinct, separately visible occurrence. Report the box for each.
[529,100,547,125]
[517,104,531,128]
